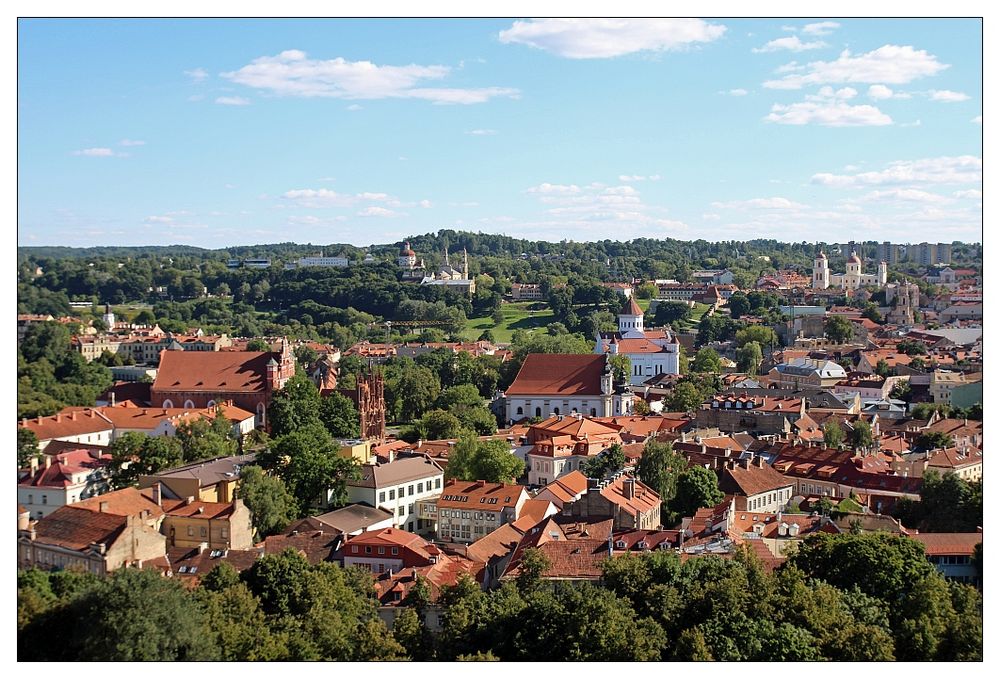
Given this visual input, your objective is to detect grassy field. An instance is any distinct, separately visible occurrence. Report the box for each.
[462,302,556,343]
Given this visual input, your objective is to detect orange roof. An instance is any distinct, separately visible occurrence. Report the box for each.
[161,499,238,520]
[621,296,644,316]
[512,498,554,532]
[154,350,275,393]
[29,506,131,551]
[74,487,165,519]
[599,476,660,518]
[507,354,606,396]
[19,409,113,440]
[912,532,982,556]
[438,480,526,509]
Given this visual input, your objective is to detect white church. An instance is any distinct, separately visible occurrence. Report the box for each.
[812,251,887,291]
[594,298,681,386]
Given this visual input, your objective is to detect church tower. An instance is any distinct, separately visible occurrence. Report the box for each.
[812,252,830,289]
[618,297,644,335]
[878,260,888,286]
[102,303,115,329]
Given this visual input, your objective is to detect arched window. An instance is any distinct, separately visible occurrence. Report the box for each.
[183,400,195,409]
[162,399,174,408]
[516,407,524,415]
[590,408,597,417]
[535,407,542,417]
[256,402,266,427]
[206,400,216,408]
[553,408,560,416]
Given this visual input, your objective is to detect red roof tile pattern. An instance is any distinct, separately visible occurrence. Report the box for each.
[506,354,606,396]
[911,532,982,556]
[154,350,276,393]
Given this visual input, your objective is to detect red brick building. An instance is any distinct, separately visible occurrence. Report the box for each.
[150,339,295,429]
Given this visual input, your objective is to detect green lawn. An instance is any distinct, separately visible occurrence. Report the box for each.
[462,302,556,343]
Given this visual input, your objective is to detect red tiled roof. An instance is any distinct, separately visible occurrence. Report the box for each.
[718,462,793,497]
[911,532,982,556]
[29,506,128,551]
[154,350,276,393]
[599,476,660,517]
[438,480,527,509]
[506,354,606,396]
[621,296,644,316]
[73,487,165,519]
[160,499,237,520]
[19,409,113,441]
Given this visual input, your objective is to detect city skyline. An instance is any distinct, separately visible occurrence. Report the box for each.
[18,18,983,248]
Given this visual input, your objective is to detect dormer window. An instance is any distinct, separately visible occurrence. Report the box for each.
[615,540,627,549]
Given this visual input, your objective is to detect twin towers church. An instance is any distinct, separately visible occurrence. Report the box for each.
[811,251,888,291]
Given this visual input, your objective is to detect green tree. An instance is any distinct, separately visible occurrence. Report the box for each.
[17,428,39,468]
[319,392,360,439]
[822,421,844,449]
[515,547,551,594]
[636,439,689,526]
[237,465,299,538]
[824,315,854,344]
[435,384,483,410]
[653,301,692,327]
[691,347,722,374]
[668,381,704,412]
[445,435,523,483]
[107,432,184,489]
[396,365,441,421]
[419,409,464,440]
[260,424,360,514]
[915,430,955,451]
[19,568,220,661]
[174,412,238,463]
[735,325,778,349]
[727,292,750,320]
[850,420,874,452]
[608,353,631,383]
[246,338,271,352]
[196,581,288,660]
[875,359,892,378]
[672,465,725,517]
[735,341,763,375]
[582,443,626,479]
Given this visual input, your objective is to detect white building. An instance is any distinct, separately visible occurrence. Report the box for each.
[595,298,680,385]
[18,450,112,520]
[287,254,350,269]
[503,353,634,422]
[812,251,887,291]
[345,454,444,536]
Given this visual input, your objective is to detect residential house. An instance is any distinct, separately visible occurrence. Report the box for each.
[138,453,257,503]
[768,358,847,390]
[433,480,530,543]
[346,453,444,535]
[159,494,254,550]
[560,474,661,530]
[524,415,623,485]
[912,533,982,586]
[18,449,113,520]
[713,456,795,513]
[336,527,445,576]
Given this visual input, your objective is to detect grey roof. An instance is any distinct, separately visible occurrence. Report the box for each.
[147,453,257,487]
[311,503,394,534]
[920,328,983,346]
[773,358,846,379]
[348,454,444,489]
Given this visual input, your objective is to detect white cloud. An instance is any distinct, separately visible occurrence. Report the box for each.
[802,22,840,36]
[727,88,748,96]
[618,174,661,182]
[900,119,922,127]
[953,189,982,199]
[184,68,208,82]
[346,104,363,111]
[711,197,805,210]
[465,129,498,135]
[928,89,970,102]
[222,50,518,105]
[702,213,721,221]
[753,36,827,53]
[73,147,116,157]
[868,85,893,100]
[863,189,950,203]
[119,139,146,146]
[764,45,948,89]
[765,100,892,127]
[358,206,401,217]
[143,215,174,224]
[972,115,982,124]
[527,183,582,195]
[419,200,433,208]
[215,96,250,106]
[497,18,726,59]
[811,156,982,187]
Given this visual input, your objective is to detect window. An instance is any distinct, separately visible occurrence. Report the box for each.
[41,496,47,505]
[365,546,372,554]
[221,528,228,538]
[188,527,195,536]
[535,407,542,417]
[408,485,414,496]
[417,482,424,493]
[408,521,414,531]
[379,492,386,503]
[352,545,358,554]
[389,489,395,500]
[27,494,33,504]
[378,547,385,555]
[435,478,441,489]
[517,407,524,415]
[409,504,415,514]
[200,527,207,537]
[392,547,399,555]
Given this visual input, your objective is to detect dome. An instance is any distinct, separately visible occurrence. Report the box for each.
[847,252,861,264]
[400,241,416,256]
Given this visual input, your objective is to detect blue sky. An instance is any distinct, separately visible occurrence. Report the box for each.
[17,18,983,248]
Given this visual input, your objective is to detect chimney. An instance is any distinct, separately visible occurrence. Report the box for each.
[387,450,394,464]
[44,455,52,470]
[623,478,635,499]
[185,496,195,506]
[29,456,39,474]
[56,413,61,423]
[756,456,765,468]
[111,392,116,407]
[151,482,162,507]
[71,411,78,421]
[99,501,109,513]
[37,416,42,424]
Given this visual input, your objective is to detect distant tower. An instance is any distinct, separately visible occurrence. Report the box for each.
[463,248,469,279]
[618,297,644,335]
[444,245,450,268]
[102,303,115,329]
[845,251,862,289]
[812,252,830,289]
[878,261,888,287]
[398,242,417,269]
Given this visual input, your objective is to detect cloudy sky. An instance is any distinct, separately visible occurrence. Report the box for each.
[17,18,982,248]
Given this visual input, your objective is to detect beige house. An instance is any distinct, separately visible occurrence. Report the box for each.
[930,370,967,404]
[432,480,530,543]
[138,453,256,503]
[160,495,254,550]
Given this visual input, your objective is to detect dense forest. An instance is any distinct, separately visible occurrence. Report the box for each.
[17,532,982,661]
